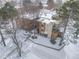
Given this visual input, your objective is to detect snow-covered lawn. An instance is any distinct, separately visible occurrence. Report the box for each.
[0,29,79,59]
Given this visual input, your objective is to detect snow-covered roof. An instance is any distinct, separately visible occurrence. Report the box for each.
[39,9,56,20]
[20,12,38,20]
[37,17,60,24]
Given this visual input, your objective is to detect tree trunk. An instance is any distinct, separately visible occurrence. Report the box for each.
[11,18,21,56]
[59,18,69,46]
[0,29,6,46]
[59,10,72,46]
[0,21,6,46]
[12,31,21,57]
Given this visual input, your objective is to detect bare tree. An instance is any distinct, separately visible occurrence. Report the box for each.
[0,2,22,56]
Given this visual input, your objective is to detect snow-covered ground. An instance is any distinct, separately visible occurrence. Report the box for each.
[64,40,79,59]
[0,22,79,59]
[0,18,78,59]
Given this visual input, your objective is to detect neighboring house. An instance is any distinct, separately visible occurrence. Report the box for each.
[42,0,63,9]
[15,0,43,19]
[47,0,55,10]
[53,0,62,4]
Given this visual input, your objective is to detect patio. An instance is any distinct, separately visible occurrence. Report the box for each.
[29,34,65,50]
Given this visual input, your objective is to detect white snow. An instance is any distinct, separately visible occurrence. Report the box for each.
[0,0,79,59]
[0,17,78,59]
[64,40,79,59]
[39,9,53,19]
[0,27,79,59]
